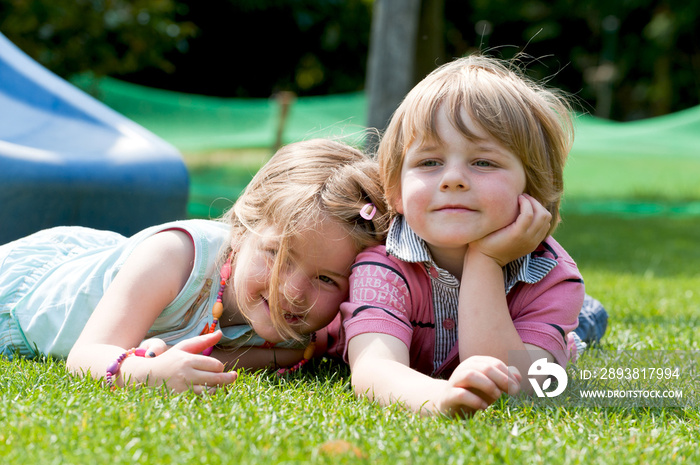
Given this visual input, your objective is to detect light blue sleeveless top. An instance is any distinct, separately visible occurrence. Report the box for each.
[0,219,304,359]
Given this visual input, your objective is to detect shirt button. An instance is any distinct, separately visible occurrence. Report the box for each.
[442,318,455,330]
[429,266,439,278]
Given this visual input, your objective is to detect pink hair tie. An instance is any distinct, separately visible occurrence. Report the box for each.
[360,203,376,220]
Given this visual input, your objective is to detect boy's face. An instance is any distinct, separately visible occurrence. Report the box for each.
[395,106,527,261]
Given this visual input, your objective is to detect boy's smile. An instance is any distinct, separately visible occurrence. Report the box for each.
[395,105,527,268]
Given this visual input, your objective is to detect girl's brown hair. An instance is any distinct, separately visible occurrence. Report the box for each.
[221,139,389,341]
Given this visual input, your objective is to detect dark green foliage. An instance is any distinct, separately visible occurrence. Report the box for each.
[1,0,698,120]
[0,0,197,78]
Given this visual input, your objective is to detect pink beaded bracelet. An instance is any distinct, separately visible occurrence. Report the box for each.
[105,348,146,389]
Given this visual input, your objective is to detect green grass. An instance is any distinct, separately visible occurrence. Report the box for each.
[2,149,700,464]
[2,213,699,464]
[564,153,700,202]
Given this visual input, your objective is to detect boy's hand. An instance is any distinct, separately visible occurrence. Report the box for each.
[436,356,521,417]
[469,194,551,267]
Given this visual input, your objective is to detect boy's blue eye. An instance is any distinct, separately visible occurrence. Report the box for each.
[474,160,493,167]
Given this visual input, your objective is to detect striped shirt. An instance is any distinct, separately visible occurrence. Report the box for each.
[386,216,558,371]
[325,215,585,376]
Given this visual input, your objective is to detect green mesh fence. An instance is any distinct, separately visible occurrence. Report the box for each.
[566,106,700,215]
[80,77,367,151]
[78,77,700,217]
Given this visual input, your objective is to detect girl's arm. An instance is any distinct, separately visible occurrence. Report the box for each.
[213,346,304,371]
[458,195,554,390]
[348,332,519,417]
[66,230,237,393]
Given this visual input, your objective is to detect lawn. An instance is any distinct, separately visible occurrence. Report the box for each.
[1,150,699,464]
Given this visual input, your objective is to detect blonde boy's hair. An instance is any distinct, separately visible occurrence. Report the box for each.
[378,55,574,236]
[222,139,389,341]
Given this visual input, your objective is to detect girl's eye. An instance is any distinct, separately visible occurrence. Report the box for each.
[261,248,279,264]
[474,159,494,168]
[318,275,337,286]
[264,248,278,257]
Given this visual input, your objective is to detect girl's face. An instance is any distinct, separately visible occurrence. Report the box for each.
[395,105,527,263]
[232,215,357,343]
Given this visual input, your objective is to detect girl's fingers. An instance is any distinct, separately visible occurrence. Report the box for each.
[190,370,238,392]
[139,338,168,358]
[190,384,218,396]
[171,330,223,354]
[444,365,522,415]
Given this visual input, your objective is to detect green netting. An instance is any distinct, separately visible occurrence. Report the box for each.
[80,77,367,151]
[77,77,700,217]
[566,107,700,214]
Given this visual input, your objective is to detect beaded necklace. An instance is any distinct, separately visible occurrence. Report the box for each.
[200,254,314,373]
[201,255,231,337]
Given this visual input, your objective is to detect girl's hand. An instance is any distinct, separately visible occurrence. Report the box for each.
[134,331,238,394]
[138,338,167,358]
[470,194,551,267]
[436,356,521,417]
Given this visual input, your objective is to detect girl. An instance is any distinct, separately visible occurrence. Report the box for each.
[0,139,389,393]
[320,56,608,416]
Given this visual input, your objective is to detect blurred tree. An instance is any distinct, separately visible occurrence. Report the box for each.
[366,0,421,134]
[116,0,374,98]
[442,0,700,120]
[366,0,445,136]
[2,0,698,121]
[0,0,197,78]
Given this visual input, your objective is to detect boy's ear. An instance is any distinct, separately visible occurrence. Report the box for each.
[390,191,404,215]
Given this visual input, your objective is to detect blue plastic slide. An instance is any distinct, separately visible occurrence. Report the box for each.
[0,33,189,245]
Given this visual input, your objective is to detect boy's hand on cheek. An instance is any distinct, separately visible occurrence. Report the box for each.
[469,194,551,267]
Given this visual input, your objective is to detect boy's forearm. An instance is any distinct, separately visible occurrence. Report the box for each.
[351,357,449,415]
[458,250,530,372]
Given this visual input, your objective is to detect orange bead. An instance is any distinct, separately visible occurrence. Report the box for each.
[303,343,315,360]
[212,301,224,319]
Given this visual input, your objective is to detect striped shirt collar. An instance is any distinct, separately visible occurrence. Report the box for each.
[386,215,558,292]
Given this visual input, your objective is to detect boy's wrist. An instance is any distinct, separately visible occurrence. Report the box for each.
[463,246,510,271]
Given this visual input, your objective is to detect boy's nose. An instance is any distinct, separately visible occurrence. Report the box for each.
[440,167,469,191]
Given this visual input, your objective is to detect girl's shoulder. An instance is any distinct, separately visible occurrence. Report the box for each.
[118,219,229,262]
[136,219,229,241]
